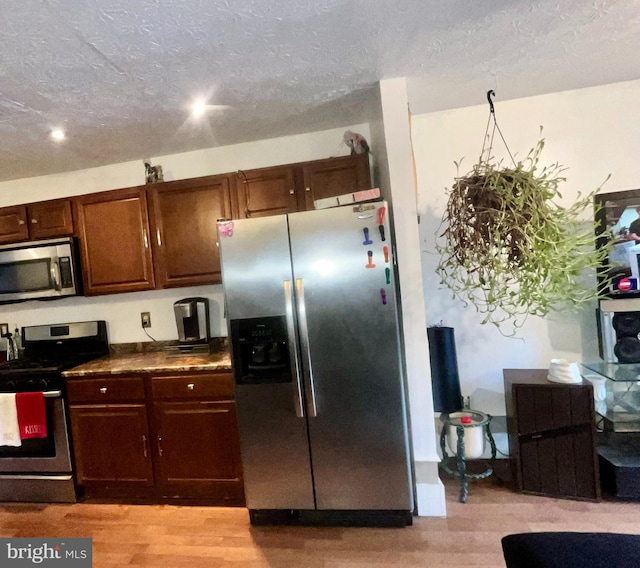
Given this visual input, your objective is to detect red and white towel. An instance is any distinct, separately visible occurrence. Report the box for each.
[16,392,47,440]
[0,393,21,447]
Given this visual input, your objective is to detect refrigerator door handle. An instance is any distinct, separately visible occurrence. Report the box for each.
[284,279,305,418]
[295,277,318,417]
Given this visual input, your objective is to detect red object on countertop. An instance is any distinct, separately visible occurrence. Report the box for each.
[460,416,473,424]
[16,392,47,439]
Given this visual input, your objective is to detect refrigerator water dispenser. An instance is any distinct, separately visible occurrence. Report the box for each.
[230,316,291,384]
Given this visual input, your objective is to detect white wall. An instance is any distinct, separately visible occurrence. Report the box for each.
[0,123,370,344]
[412,80,640,415]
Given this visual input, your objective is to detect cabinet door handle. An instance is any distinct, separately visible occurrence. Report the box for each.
[143,230,149,249]
[142,435,149,458]
[156,228,162,247]
[31,218,38,224]
[99,387,107,394]
[18,219,25,225]
[187,383,195,390]
[289,189,295,195]
[157,436,163,457]
[305,186,310,192]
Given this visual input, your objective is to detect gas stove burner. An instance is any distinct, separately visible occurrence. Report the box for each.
[0,321,108,389]
[0,358,60,372]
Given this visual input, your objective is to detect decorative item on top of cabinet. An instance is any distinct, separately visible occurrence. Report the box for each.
[0,199,74,245]
[143,159,164,184]
[73,187,155,295]
[148,174,232,288]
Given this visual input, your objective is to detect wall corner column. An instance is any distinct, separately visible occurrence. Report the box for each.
[378,77,445,517]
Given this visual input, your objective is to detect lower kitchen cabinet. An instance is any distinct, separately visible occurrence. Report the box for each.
[69,404,154,490]
[66,372,244,504]
[153,400,244,500]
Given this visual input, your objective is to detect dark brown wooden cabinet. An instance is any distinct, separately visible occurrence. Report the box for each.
[67,371,244,504]
[0,206,29,244]
[0,199,74,244]
[27,199,74,239]
[300,154,371,209]
[150,373,243,501]
[504,369,600,501]
[73,187,155,295]
[236,165,298,218]
[67,376,153,494]
[69,404,154,490]
[235,153,372,218]
[149,174,232,287]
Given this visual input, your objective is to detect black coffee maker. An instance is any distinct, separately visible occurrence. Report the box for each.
[169,297,211,355]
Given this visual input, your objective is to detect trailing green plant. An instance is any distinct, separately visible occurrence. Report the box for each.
[435,134,611,336]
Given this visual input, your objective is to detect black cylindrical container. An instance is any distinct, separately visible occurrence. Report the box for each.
[427,326,463,413]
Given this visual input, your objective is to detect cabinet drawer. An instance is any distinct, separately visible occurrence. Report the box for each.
[151,374,233,399]
[67,377,145,403]
[513,384,593,434]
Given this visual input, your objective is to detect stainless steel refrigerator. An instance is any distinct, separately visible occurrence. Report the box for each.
[217,201,414,525]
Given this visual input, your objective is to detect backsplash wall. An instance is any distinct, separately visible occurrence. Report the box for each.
[0,284,226,346]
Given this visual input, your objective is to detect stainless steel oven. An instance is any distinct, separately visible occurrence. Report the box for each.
[0,390,76,502]
[0,321,108,502]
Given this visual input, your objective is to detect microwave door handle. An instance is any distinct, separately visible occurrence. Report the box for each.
[50,260,62,291]
[284,280,305,418]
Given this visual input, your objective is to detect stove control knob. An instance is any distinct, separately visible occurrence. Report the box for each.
[6,380,17,390]
[38,379,49,389]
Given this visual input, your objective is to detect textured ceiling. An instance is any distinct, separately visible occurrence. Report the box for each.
[0,0,639,183]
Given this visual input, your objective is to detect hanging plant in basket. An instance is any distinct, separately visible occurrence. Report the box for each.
[435,91,611,336]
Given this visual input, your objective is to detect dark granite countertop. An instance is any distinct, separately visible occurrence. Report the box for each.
[62,338,232,377]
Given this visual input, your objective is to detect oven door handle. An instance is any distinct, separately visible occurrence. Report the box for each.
[43,390,62,398]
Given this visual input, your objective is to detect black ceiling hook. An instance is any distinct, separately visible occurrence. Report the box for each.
[487,90,496,114]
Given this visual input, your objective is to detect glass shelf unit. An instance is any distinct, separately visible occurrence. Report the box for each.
[582,362,640,432]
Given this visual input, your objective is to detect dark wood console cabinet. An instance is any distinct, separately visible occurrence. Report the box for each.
[504,369,600,501]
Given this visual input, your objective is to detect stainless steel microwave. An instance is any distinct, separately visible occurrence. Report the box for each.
[0,237,80,304]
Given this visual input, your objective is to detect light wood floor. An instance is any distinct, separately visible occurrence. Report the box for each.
[0,475,638,568]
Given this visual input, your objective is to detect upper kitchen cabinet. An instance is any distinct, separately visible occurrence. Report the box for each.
[149,175,232,288]
[234,154,372,219]
[0,199,74,244]
[0,206,29,244]
[300,153,371,209]
[235,165,298,219]
[28,199,74,240]
[74,187,155,295]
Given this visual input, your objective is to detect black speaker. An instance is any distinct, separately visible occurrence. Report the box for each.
[427,326,463,413]
[612,312,640,363]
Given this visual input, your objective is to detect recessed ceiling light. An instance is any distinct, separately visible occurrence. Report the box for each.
[191,99,207,118]
[50,129,66,141]
[189,98,231,118]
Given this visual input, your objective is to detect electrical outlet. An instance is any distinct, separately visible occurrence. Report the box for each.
[0,323,8,337]
[141,312,151,328]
